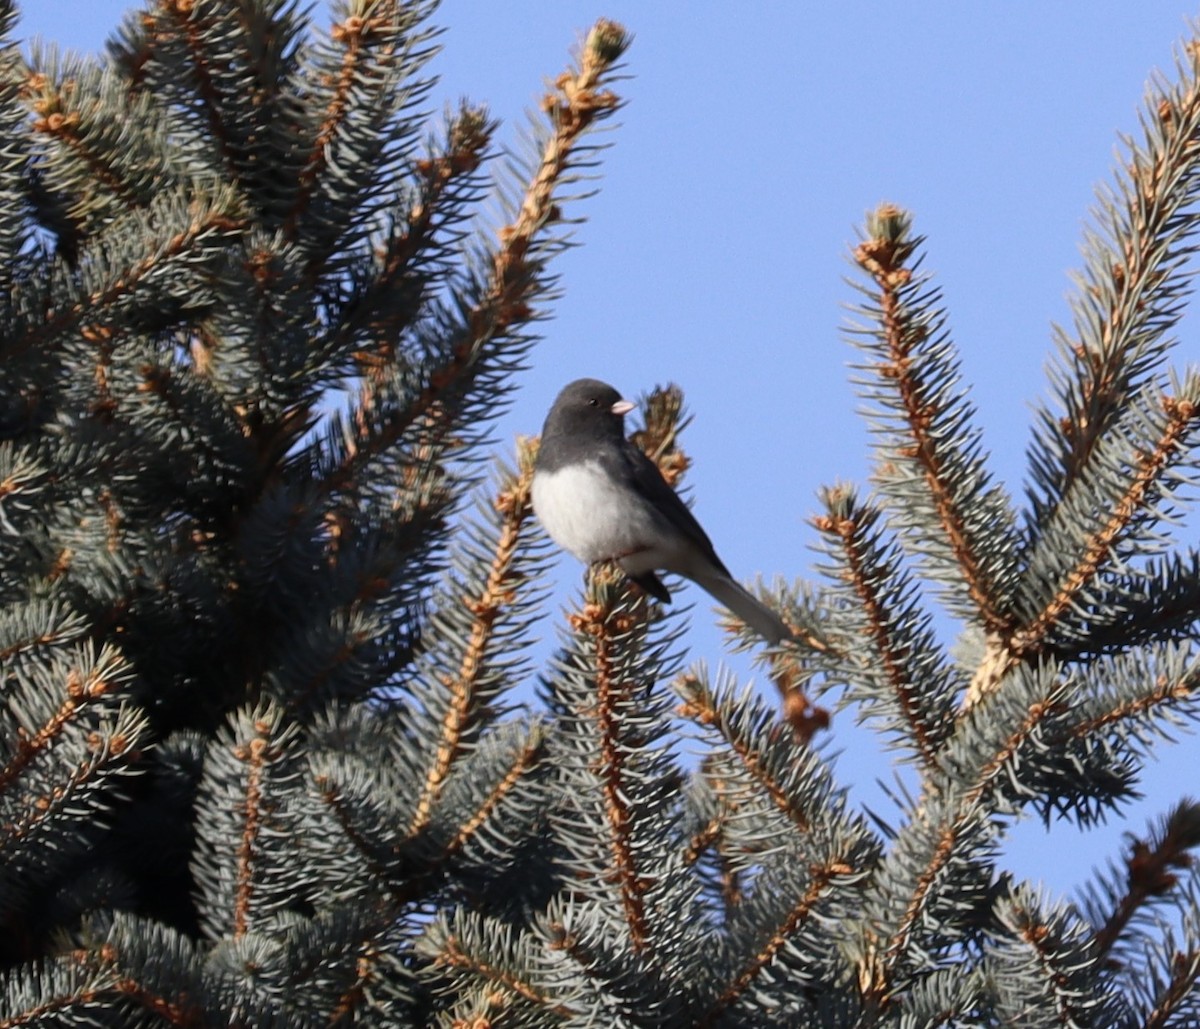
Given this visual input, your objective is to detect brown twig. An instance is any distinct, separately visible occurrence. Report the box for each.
[230,717,277,938]
[323,19,628,498]
[0,652,125,796]
[1048,49,1200,511]
[700,862,844,1027]
[406,440,538,838]
[1143,948,1200,1029]
[8,205,244,362]
[676,673,810,832]
[967,393,1199,708]
[434,935,575,1018]
[868,699,1062,1011]
[853,206,1010,638]
[441,731,545,862]
[577,586,652,952]
[1092,799,1200,962]
[812,493,940,768]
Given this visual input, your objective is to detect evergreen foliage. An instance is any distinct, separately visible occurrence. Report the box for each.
[1,1,1200,1025]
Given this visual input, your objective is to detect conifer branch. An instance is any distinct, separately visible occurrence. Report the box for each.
[0,460,44,547]
[1031,40,1200,524]
[112,14,154,90]
[289,7,383,235]
[407,439,538,838]
[877,819,960,993]
[86,325,118,418]
[629,382,690,483]
[1012,907,1078,1024]
[1091,799,1200,962]
[11,197,244,360]
[968,390,1200,708]
[440,729,545,864]
[971,698,1065,800]
[682,767,747,911]
[195,705,306,944]
[1143,948,1200,1029]
[875,693,1065,1004]
[231,723,271,938]
[325,19,629,494]
[1081,551,1200,656]
[337,104,494,376]
[313,775,390,883]
[0,21,27,281]
[55,918,208,1027]
[851,204,1016,634]
[0,995,86,1029]
[677,673,810,832]
[987,887,1101,1027]
[701,862,841,1027]
[818,501,934,761]
[99,974,200,1027]
[432,935,574,1018]
[60,936,198,1027]
[683,812,724,868]
[27,75,142,212]
[0,649,127,794]
[716,848,743,913]
[1066,667,1198,742]
[324,941,384,1026]
[813,485,950,767]
[0,626,68,663]
[284,618,374,716]
[437,989,516,1027]
[575,576,653,953]
[1018,395,1197,653]
[0,649,141,864]
[683,808,745,911]
[153,0,241,171]
[282,0,439,258]
[0,713,141,851]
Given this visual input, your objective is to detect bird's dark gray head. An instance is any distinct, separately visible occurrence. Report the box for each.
[540,378,633,444]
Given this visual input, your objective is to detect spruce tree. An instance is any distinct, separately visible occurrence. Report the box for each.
[2,1,1200,1026]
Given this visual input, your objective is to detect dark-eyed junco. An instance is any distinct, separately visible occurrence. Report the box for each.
[532,378,791,645]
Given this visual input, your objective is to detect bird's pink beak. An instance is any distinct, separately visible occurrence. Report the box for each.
[611,398,635,416]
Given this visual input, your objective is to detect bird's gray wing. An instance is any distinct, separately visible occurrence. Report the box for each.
[608,441,732,578]
[608,440,792,643]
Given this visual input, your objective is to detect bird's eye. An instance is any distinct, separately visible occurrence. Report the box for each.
[588,398,599,407]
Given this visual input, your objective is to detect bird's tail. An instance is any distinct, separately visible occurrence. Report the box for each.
[695,574,791,645]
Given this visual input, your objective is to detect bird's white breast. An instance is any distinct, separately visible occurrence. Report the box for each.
[532,461,664,565]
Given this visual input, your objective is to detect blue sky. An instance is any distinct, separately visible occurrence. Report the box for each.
[18,2,1200,903]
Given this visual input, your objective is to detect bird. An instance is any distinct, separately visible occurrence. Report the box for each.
[532,377,792,645]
